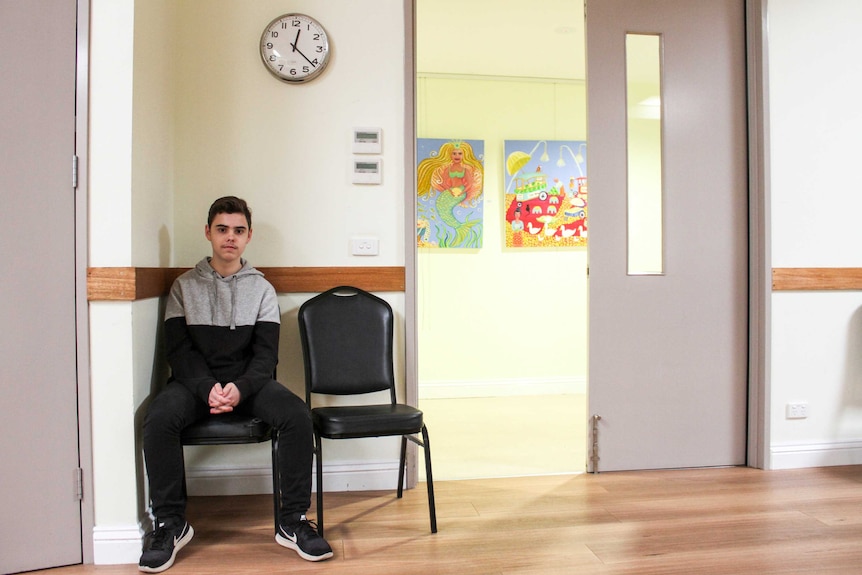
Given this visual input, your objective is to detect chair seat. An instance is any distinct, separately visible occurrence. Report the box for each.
[181,413,272,445]
[312,404,423,439]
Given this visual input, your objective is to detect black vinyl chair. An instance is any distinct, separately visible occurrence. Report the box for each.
[180,404,280,531]
[298,285,437,537]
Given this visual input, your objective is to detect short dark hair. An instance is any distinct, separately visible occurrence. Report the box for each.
[208,196,252,229]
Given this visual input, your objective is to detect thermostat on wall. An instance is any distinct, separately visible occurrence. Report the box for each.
[352,157,382,184]
[353,127,382,154]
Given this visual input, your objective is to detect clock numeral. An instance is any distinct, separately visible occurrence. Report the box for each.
[266,42,273,49]
[303,65,310,73]
[269,55,276,62]
[291,19,300,27]
[315,46,324,53]
[270,31,279,38]
[313,33,321,41]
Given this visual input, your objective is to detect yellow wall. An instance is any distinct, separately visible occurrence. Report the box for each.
[417,77,588,394]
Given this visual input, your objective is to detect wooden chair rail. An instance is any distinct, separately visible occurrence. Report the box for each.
[772,268,862,291]
[88,266,858,300]
[87,266,406,301]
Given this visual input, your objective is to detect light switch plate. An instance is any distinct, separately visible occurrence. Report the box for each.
[351,237,379,256]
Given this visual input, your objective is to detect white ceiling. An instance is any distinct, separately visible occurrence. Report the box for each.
[416,0,586,81]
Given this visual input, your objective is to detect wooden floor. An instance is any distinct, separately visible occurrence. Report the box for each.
[45,466,862,575]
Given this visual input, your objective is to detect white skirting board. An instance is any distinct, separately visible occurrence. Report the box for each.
[770,440,862,469]
[184,459,401,496]
[94,460,402,564]
[93,525,143,565]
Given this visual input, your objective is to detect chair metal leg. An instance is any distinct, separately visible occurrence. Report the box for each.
[271,429,280,533]
[420,425,437,533]
[397,435,408,498]
[314,430,325,537]
[405,426,437,534]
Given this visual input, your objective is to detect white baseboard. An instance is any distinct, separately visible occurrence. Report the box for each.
[770,439,862,469]
[93,525,142,565]
[419,376,586,399]
[185,460,402,496]
[185,464,275,496]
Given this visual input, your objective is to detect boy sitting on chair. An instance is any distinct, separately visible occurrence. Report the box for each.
[140,196,332,572]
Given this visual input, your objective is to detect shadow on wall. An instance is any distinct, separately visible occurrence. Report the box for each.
[838,305,862,445]
[159,224,171,267]
[244,220,287,267]
[842,306,862,405]
[278,306,306,400]
[135,297,171,531]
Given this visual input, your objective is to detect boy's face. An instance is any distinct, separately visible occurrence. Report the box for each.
[205,212,252,270]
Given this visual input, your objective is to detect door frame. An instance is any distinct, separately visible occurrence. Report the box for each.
[76,0,95,563]
[401,0,771,469]
[403,0,420,487]
[745,0,771,470]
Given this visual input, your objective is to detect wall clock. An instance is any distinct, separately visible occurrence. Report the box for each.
[260,13,330,83]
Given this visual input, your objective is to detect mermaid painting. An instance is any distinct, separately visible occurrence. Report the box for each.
[417,139,484,249]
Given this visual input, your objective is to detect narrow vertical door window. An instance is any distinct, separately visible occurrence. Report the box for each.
[626,33,663,275]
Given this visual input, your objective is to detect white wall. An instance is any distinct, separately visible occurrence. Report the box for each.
[169,0,408,473]
[171,2,405,268]
[88,0,407,564]
[768,0,862,468]
[88,0,139,563]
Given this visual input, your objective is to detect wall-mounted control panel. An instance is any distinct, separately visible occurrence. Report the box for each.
[353,127,382,154]
[352,157,382,184]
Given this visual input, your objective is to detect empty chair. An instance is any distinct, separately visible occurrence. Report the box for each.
[298,285,437,537]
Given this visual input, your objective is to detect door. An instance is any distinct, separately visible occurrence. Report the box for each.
[0,0,82,572]
[587,0,748,471]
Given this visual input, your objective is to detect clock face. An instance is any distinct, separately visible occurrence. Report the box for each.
[260,14,330,83]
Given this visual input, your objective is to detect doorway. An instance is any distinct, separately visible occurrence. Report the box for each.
[411,0,752,478]
[414,0,588,480]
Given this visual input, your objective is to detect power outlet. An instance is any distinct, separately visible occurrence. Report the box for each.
[786,402,809,419]
[350,237,379,256]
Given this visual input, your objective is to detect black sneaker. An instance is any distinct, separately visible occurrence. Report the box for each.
[139,520,194,573]
[276,515,333,561]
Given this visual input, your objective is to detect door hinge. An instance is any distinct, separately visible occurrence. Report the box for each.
[589,414,602,473]
[75,468,84,501]
[72,154,79,189]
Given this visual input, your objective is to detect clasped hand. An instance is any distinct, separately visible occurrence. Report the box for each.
[208,382,241,414]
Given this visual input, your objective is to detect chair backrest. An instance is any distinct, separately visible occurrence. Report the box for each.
[298,286,397,403]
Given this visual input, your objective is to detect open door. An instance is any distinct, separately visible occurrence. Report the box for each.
[0,0,83,571]
[586,0,748,472]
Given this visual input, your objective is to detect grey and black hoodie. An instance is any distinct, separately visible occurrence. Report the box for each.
[164,257,280,403]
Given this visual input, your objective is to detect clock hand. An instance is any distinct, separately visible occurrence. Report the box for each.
[290,44,317,67]
[291,29,300,52]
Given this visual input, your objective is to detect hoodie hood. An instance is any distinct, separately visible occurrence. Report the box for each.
[195,257,263,281]
[193,257,265,330]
